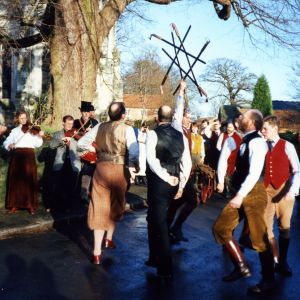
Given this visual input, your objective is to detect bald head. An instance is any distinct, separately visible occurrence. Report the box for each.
[249,109,263,130]
[158,105,173,123]
[108,102,126,121]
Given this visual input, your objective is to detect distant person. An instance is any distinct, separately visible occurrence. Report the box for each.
[135,122,148,185]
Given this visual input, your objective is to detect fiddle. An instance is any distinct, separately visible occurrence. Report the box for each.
[21,121,51,139]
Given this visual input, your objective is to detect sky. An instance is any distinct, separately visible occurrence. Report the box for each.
[118,1,297,116]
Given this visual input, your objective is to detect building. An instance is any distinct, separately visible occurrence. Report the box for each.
[123,94,165,121]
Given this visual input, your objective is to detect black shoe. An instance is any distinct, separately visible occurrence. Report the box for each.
[222,265,252,282]
[157,273,173,286]
[170,227,188,243]
[247,280,275,294]
[275,262,292,277]
[145,259,158,268]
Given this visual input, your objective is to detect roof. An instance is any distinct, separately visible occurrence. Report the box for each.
[218,105,241,121]
[123,94,164,109]
[272,100,300,111]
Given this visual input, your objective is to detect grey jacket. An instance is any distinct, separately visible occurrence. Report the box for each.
[50,130,81,172]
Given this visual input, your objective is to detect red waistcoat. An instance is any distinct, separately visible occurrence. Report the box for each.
[227,132,242,175]
[264,139,290,188]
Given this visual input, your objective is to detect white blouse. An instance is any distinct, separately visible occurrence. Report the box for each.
[3,125,43,150]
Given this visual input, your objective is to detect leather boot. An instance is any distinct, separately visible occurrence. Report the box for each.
[248,247,275,294]
[222,240,251,282]
[276,230,292,277]
[269,237,279,264]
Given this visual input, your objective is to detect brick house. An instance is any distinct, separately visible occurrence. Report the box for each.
[123,94,165,121]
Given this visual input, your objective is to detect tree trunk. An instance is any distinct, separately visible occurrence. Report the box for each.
[49,0,134,128]
[50,0,101,128]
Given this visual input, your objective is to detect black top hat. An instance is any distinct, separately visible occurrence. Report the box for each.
[90,104,95,111]
[79,101,92,112]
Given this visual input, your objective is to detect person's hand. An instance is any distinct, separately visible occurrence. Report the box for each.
[217,183,224,193]
[283,192,295,202]
[39,130,45,137]
[0,125,7,135]
[62,137,71,143]
[179,80,186,96]
[229,194,244,209]
[85,127,91,132]
[88,145,96,153]
[129,167,137,183]
[174,188,183,199]
[8,144,15,150]
[168,176,179,186]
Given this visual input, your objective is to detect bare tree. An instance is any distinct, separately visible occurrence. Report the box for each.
[123,50,176,116]
[0,0,299,126]
[290,61,300,99]
[201,58,257,107]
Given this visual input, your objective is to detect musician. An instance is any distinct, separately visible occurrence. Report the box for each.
[3,111,44,214]
[74,101,98,203]
[77,101,139,265]
[49,115,81,212]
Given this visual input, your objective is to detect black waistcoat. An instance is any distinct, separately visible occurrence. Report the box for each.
[232,131,261,191]
[152,123,184,177]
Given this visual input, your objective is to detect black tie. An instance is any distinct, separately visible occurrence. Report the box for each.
[267,140,273,152]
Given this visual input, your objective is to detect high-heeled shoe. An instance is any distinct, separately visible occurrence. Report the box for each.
[92,255,101,265]
[7,207,18,214]
[104,239,116,249]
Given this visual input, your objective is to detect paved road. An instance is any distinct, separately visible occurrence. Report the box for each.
[0,192,299,300]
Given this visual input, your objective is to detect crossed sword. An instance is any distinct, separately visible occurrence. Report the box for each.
[150,23,209,99]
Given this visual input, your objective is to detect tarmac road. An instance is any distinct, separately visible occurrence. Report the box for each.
[0,191,299,300]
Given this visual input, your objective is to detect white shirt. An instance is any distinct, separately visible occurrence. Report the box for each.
[77,122,139,166]
[271,135,300,196]
[146,95,192,189]
[237,131,268,198]
[3,125,43,150]
[217,136,237,185]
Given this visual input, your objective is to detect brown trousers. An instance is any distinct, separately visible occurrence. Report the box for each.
[87,162,130,231]
[213,182,269,252]
[264,182,295,239]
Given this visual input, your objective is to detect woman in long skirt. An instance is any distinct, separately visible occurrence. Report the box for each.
[3,111,44,214]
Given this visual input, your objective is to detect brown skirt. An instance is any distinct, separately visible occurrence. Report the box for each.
[6,148,39,210]
[88,162,130,230]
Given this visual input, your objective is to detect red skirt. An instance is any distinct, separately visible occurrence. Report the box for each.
[6,148,39,210]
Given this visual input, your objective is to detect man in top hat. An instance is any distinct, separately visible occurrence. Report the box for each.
[74,101,98,133]
[74,101,99,204]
